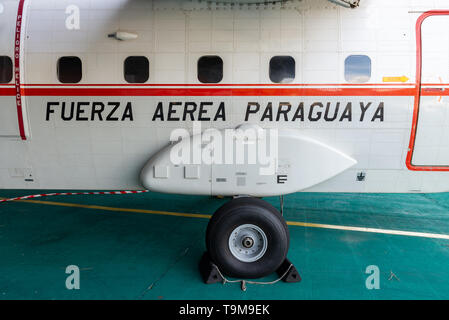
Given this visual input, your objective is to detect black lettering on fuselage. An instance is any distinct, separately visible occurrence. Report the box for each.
[45,101,134,122]
[76,102,89,121]
[245,102,260,121]
[214,102,226,121]
[261,102,273,121]
[309,102,323,121]
[153,102,164,121]
[339,102,352,121]
[324,102,340,121]
[292,102,304,121]
[122,102,133,121]
[43,100,384,124]
[183,102,197,121]
[199,102,212,121]
[106,102,120,121]
[168,102,181,121]
[372,102,384,122]
[277,102,291,121]
[152,102,226,122]
[91,102,105,121]
[61,102,74,121]
[359,102,372,122]
[46,102,58,121]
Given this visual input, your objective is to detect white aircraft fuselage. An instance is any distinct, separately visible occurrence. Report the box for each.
[1,0,449,195]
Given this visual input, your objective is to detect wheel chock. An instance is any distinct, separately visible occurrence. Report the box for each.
[200,252,301,285]
[276,258,301,283]
[199,252,225,284]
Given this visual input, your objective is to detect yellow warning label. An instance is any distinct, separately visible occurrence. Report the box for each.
[382,76,410,83]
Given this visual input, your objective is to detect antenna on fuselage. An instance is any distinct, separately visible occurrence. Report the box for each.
[327,0,360,8]
[108,31,138,41]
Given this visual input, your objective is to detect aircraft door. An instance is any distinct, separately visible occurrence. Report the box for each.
[0,2,20,138]
[412,13,449,167]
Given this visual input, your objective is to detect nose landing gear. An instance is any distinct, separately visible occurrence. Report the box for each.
[200,197,300,285]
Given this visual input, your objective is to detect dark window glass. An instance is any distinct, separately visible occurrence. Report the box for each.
[345,55,371,83]
[124,56,149,83]
[0,56,13,83]
[269,56,295,83]
[198,56,223,83]
[57,56,82,83]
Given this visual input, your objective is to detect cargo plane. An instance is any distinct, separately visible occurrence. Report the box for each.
[1,0,448,279]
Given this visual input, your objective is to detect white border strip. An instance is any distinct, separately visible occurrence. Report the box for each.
[287,221,449,240]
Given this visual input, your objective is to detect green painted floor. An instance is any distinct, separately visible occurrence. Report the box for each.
[1,190,449,300]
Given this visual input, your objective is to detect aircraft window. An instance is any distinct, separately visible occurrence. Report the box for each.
[0,56,13,83]
[124,56,149,83]
[269,56,295,84]
[345,55,371,83]
[198,56,223,83]
[57,56,82,83]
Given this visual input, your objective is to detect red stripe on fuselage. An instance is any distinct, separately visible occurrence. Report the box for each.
[0,87,15,96]
[22,83,415,87]
[14,0,26,140]
[18,87,415,96]
[406,10,449,172]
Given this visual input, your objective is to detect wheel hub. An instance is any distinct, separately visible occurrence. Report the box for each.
[228,224,268,263]
[242,237,254,248]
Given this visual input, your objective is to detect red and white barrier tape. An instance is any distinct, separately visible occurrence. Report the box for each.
[0,190,150,204]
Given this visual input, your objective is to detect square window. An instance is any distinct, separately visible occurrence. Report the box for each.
[345,55,371,83]
[0,56,13,83]
[270,56,295,84]
[198,56,223,83]
[124,56,149,83]
[57,56,82,83]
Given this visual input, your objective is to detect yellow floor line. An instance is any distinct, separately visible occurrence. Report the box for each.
[2,197,449,240]
[287,221,449,240]
[0,198,212,219]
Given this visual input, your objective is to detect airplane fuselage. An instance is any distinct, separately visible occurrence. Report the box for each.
[1,0,449,195]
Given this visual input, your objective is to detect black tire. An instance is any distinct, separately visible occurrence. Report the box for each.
[206,197,289,279]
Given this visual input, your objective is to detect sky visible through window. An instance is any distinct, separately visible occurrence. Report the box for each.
[345,55,371,83]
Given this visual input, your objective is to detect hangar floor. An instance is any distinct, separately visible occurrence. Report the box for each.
[0,190,449,300]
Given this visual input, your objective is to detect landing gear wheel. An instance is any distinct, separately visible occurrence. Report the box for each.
[206,197,289,279]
